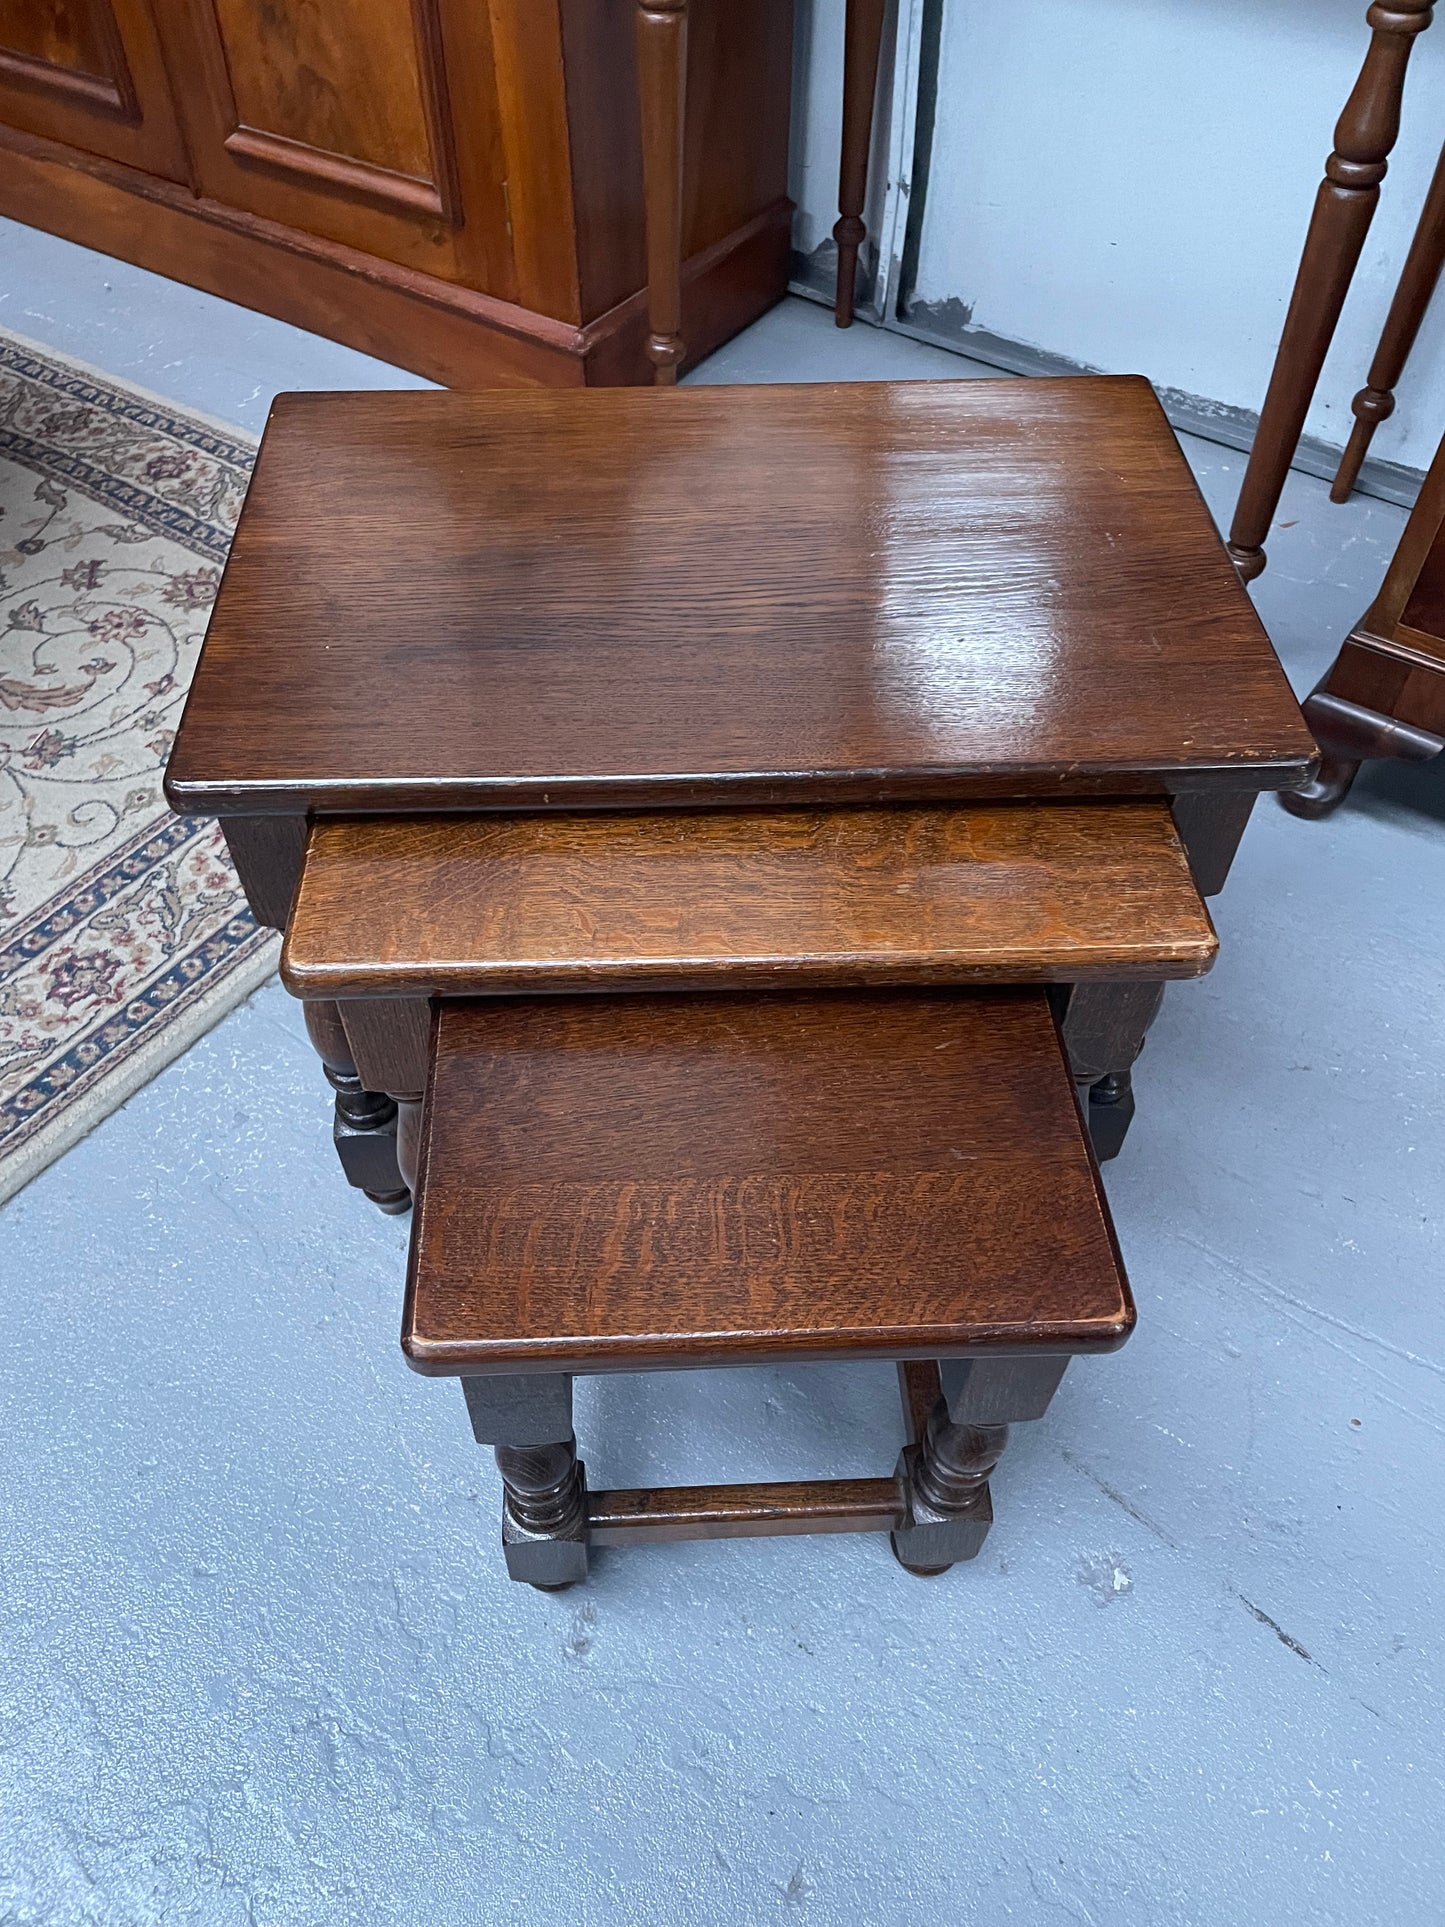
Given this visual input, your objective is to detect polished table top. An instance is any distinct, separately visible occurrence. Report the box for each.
[404,989,1134,1376]
[166,378,1315,817]
[281,802,1218,1000]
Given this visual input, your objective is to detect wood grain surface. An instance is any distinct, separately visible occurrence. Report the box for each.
[586,1478,905,1544]
[0,0,191,180]
[282,800,1217,998]
[403,988,1133,1375]
[167,379,1315,816]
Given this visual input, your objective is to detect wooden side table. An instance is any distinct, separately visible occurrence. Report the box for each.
[162,369,1314,1594]
[277,796,1218,1193]
[403,988,1135,1587]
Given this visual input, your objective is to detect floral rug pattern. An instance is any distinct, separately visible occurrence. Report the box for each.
[0,332,278,1203]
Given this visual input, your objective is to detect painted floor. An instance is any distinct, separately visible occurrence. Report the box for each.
[2,219,1443,1927]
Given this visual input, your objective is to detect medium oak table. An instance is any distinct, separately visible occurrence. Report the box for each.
[405,986,1135,1586]
[281,796,1220,1203]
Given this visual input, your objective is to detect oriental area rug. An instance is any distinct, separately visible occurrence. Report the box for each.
[0,330,278,1205]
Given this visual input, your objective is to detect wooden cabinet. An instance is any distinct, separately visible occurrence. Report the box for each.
[0,0,793,386]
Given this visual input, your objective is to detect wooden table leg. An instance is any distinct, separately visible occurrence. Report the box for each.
[1058,980,1167,1161]
[462,1375,590,1589]
[891,1356,1071,1576]
[302,999,410,1214]
[1227,0,1434,582]
[1286,427,1445,814]
[1333,132,1445,502]
[1281,654,1445,817]
[636,0,689,384]
[834,0,888,327]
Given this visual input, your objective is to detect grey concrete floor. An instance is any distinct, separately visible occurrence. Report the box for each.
[2,220,1443,1927]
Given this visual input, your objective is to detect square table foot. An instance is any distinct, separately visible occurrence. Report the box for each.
[890,1443,995,1574]
[501,1480,591,1589]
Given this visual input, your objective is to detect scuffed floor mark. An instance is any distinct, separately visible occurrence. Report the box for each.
[783,1863,814,1906]
[1172,1234,1445,1442]
[1177,1230,1445,1383]
[1076,1555,1133,1604]
[1236,1595,1321,1669]
[564,1602,597,1660]
[1060,1449,1179,1548]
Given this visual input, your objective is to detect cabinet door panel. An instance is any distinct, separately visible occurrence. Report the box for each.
[0,0,188,175]
[216,0,435,183]
[168,0,513,289]
[0,1,118,76]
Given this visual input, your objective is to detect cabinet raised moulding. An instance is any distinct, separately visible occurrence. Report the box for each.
[0,0,188,175]
[198,0,463,228]
[0,2,138,122]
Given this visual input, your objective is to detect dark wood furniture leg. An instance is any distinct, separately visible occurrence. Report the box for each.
[462,1376,590,1590]
[1281,672,1444,816]
[1227,0,1434,582]
[1333,132,1445,501]
[455,1354,1076,1585]
[833,0,888,327]
[891,1355,1071,1575]
[301,999,410,1214]
[1058,981,1167,1161]
[636,0,689,384]
[1285,419,1445,816]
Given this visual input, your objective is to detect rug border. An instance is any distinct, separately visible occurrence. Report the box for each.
[0,324,261,452]
[0,933,279,1207]
[1,327,277,1205]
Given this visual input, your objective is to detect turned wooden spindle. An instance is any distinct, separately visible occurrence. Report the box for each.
[834,0,888,327]
[1332,133,1445,502]
[495,1438,588,1539]
[1227,0,1434,582]
[494,1437,589,1590]
[635,0,689,383]
[912,1403,1010,1516]
[301,995,353,1083]
[302,999,410,1213]
[892,1399,1011,1578]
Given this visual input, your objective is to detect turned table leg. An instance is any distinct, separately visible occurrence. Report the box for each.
[892,1356,1071,1575]
[302,1000,410,1214]
[636,0,689,384]
[834,0,887,326]
[1058,981,1167,1161]
[1227,0,1434,582]
[1333,132,1445,501]
[462,1375,589,1589]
